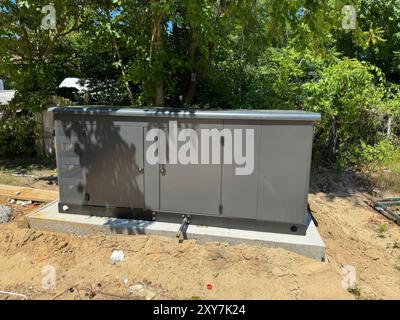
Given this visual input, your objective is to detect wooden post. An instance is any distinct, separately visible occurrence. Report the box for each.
[35,95,71,158]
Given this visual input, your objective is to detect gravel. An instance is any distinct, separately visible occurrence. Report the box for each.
[0,205,12,224]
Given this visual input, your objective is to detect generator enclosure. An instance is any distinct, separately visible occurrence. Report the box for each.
[49,107,320,235]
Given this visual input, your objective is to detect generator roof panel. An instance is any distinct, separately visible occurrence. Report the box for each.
[48,106,321,122]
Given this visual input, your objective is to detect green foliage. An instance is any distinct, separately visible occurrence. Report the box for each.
[0,0,90,110]
[377,223,388,238]
[348,286,362,300]
[10,91,48,113]
[356,139,398,165]
[301,57,399,166]
[200,47,323,109]
[202,46,400,167]
[377,224,388,233]
[0,115,38,157]
[0,0,399,168]
[336,0,400,82]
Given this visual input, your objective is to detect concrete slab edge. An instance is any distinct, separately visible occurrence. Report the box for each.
[27,201,325,261]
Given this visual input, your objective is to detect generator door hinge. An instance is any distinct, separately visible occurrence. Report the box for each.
[218,204,223,215]
[85,193,90,201]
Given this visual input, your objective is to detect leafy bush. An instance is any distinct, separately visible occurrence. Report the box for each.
[302,57,400,167]
[201,48,400,168]
[0,115,38,157]
[199,47,312,109]
[357,138,398,165]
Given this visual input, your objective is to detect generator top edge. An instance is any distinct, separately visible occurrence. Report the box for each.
[48,106,321,122]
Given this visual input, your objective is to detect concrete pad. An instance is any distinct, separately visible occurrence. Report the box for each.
[27,201,325,261]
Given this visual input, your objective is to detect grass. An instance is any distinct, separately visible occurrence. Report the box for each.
[0,156,57,187]
[0,156,56,173]
[367,148,400,194]
[348,286,362,300]
[377,224,388,238]
[0,174,18,185]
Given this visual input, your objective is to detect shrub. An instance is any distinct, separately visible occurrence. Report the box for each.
[301,57,399,168]
[0,114,38,157]
[202,48,400,168]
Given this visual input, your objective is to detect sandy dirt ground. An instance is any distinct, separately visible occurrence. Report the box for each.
[0,170,399,300]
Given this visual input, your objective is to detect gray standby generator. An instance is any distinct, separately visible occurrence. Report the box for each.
[49,107,320,235]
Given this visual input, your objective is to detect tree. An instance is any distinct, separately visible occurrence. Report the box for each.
[0,0,90,111]
[336,0,400,83]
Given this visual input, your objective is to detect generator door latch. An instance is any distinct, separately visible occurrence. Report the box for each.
[160,165,166,176]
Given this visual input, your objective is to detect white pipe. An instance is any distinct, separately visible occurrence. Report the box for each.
[0,290,28,300]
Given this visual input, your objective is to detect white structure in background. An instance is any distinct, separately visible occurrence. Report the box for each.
[59,77,89,93]
[59,77,90,104]
[0,90,16,106]
[0,80,16,108]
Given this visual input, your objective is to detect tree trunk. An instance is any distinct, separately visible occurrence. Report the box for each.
[183,73,197,105]
[183,29,197,105]
[328,117,338,163]
[150,5,164,107]
[155,85,164,107]
[106,9,134,105]
[386,116,392,136]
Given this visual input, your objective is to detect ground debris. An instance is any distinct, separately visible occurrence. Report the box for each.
[109,250,125,265]
[364,248,381,261]
[272,266,289,277]
[20,230,43,247]
[128,283,156,300]
[3,182,400,299]
[0,290,28,300]
[0,205,12,224]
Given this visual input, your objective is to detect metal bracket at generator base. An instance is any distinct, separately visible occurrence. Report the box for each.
[176,215,190,241]
[374,198,400,226]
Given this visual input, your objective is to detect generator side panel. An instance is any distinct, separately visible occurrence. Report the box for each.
[220,121,261,220]
[84,118,145,209]
[257,122,314,225]
[54,116,87,205]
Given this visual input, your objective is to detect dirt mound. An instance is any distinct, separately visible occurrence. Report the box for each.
[309,192,400,299]
[0,221,350,300]
[2,172,400,300]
